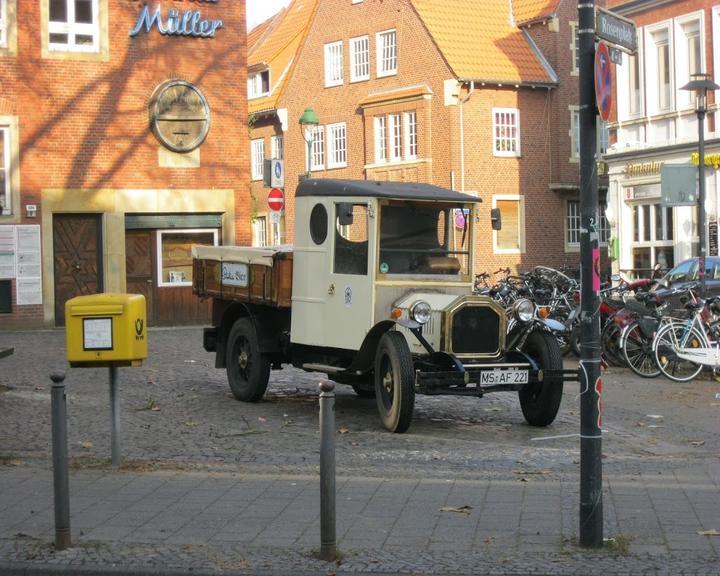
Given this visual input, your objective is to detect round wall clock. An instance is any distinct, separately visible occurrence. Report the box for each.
[149,80,211,153]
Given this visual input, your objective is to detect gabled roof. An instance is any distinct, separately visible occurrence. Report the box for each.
[511,0,560,25]
[247,0,319,115]
[410,0,555,85]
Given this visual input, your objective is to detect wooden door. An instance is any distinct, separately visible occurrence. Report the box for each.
[125,230,156,324]
[53,214,103,326]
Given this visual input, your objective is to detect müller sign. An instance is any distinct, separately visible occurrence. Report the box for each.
[129,1,223,38]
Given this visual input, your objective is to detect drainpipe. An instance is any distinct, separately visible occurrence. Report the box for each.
[459,81,475,192]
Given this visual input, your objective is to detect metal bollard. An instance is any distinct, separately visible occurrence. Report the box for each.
[318,381,336,561]
[109,366,121,468]
[50,371,71,551]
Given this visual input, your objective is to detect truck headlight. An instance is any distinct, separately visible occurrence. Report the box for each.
[512,299,535,323]
[410,300,432,324]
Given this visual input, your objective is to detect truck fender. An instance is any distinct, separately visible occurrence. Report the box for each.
[215,303,257,369]
[343,320,396,375]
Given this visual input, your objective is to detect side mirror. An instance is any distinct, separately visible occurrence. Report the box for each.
[490,208,502,231]
[337,203,354,226]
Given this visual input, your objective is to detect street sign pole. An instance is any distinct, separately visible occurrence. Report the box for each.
[579,0,603,548]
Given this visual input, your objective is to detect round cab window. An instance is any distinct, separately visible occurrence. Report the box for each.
[310,204,328,245]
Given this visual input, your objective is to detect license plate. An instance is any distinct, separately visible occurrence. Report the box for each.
[479,369,529,385]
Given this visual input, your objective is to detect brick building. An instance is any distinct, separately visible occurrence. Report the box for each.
[247,0,607,276]
[0,1,247,328]
[604,0,719,277]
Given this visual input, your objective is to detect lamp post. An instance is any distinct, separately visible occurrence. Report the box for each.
[681,73,720,297]
[299,106,320,178]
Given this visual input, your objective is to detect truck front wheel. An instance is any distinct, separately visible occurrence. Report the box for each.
[374,331,415,433]
[519,330,563,427]
[226,318,270,402]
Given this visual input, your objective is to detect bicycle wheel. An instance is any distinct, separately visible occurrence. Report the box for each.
[621,321,660,378]
[653,323,705,382]
[601,320,625,367]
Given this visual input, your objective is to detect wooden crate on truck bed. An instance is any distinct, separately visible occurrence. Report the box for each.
[192,245,293,308]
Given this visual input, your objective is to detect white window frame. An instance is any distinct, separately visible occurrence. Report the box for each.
[48,0,100,53]
[674,11,705,111]
[403,111,417,160]
[388,113,402,161]
[376,29,397,78]
[349,35,370,82]
[252,216,268,247]
[0,126,10,215]
[645,21,674,114]
[251,138,264,181]
[566,199,609,251]
[309,126,326,171]
[492,108,521,157]
[327,123,347,169]
[248,70,270,99]
[156,228,218,287]
[374,116,387,164]
[492,195,525,254]
[616,31,644,121]
[0,0,7,48]
[570,107,580,161]
[570,21,579,76]
[271,135,284,160]
[324,40,344,87]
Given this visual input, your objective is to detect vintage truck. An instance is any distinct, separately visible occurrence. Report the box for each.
[193,179,569,432]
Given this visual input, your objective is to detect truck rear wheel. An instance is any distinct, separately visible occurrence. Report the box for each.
[374,331,415,433]
[226,318,270,402]
[519,330,563,427]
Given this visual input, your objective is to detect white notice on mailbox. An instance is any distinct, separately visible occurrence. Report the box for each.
[221,262,249,287]
[83,318,113,350]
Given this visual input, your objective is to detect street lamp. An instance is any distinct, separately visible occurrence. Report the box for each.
[299,106,320,178]
[681,73,720,297]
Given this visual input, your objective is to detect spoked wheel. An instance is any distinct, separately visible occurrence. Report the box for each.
[654,323,706,382]
[226,318,270,402]
[519,330,564,427]
[601,321,625,367]
[374,331,415,433]
[621,321,660,378]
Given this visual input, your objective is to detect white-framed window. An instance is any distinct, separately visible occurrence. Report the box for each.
[389,113,402,161]
[0,126,10,215]
[270,218,282,245]
[248,70,270,99]
[645,23,673,113]
[675,13,704,110]
[492,108,520,157]
[253,216,268,247]
[0,0,7,48]
[310,126,325,171]
[271,135,284,160]
[324,40,343,87]
[493,195,525,253]
[376,29,397,77]
[403,111,417,160]
[570,110,609,160]
[48,0,99,52]
[156,229,218,287]
[570,21,579,76]
[374,116,387,164]
[327,123,347,169]
[566,199,610,248]
[350,35,370,82]
[251,138,264,181]
[617,28,644,119]
[631,202,677,272]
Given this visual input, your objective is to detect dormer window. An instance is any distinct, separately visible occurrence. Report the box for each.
[248,69,270,99]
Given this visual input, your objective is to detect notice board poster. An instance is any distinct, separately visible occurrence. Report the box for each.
[0,226,15,279]
[0,225,43,305]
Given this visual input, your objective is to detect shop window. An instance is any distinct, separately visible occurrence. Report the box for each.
[492,108,520,157]
[631,202,678,273]
[350,35,369,82]
[493,196,525,253]
[156,229,218,287]
[376,29,397,77]
[46,0,101,53]
[251,138,264,181]
[334,204,368,275]
[324,40,343,87]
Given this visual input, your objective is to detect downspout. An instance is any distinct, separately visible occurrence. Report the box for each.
[459,81,475,192]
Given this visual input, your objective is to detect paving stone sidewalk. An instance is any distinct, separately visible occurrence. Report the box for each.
[1,462,719,575]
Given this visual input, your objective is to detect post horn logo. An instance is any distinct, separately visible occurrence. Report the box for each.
[135,318,144,336]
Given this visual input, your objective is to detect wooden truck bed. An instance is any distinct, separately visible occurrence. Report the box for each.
[192,245,293,308]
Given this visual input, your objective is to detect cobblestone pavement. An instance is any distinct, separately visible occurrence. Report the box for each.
[0,327,719,575]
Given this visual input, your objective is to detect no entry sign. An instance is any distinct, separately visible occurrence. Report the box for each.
[268,188,284,212]
[595,42,613,122]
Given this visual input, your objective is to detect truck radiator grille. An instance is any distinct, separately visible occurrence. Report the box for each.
[450,306,501,355]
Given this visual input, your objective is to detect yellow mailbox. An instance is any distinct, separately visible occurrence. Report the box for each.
[65,293,147,367]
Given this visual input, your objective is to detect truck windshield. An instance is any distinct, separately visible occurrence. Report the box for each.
[378,201,471,276]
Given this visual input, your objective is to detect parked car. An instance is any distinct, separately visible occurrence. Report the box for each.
[650,256,720,307]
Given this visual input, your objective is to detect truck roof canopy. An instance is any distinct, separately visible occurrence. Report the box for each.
[296,179,482,203]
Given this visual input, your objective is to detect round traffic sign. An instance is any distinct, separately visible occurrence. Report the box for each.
[595,42,612,122]
[268,188,284,212]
